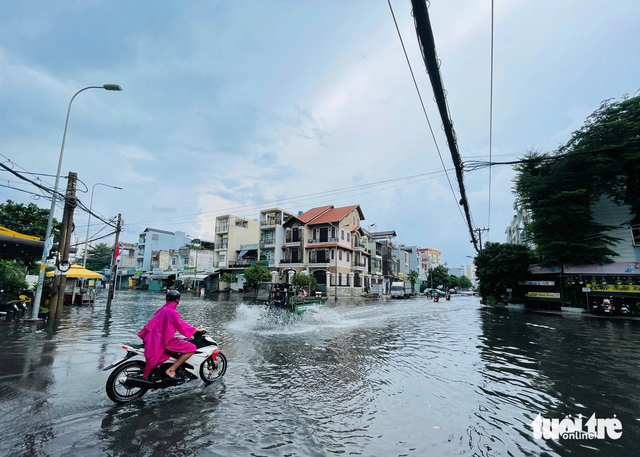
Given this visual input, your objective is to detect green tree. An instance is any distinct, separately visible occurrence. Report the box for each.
[447,275,461,290]
[474,242,534,304]
[0,260,28,292]
[427,265,449,290]
[408,270,419,290]
[514,95,640,267]
[458,275,473,289]
[0,200,60,241]
[219,273,236,291]
[84,243,112,271]
[243,265,272,289]
[291,273,318,293]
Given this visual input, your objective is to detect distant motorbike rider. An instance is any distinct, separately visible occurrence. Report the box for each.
[137,290,206,379]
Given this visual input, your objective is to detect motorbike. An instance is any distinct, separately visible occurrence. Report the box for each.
[0,298,28,316]
[603,299,615,316]
[104,330,227,404]
[620,304,632,316]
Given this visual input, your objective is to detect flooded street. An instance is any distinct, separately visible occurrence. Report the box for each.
[1,291,639,456]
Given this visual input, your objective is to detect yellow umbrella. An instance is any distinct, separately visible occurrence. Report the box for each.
[46,264,103,279]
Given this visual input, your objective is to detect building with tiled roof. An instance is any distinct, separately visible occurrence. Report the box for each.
[280,204,371,298]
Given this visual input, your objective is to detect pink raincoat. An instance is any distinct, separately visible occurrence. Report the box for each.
[138,300,197,378]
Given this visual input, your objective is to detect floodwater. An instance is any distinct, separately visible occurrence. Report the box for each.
[1,291,639,456]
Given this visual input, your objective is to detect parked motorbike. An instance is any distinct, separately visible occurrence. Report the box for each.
[104,330,227,404]
[620,304,632,316]
[0,298,28,316]
[603,298,615,316]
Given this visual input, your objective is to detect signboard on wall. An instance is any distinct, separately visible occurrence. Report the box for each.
[519,281,555,286]
[586,283,640,293]
[526,292,561,299]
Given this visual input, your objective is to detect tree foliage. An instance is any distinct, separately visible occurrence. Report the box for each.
[457,275,473,289]
[427,265,450,289]
[291,273,317,292]
[0,200,60,242]
[0,260,28,292]
[243,265,272,289]
[408,270,419,288]
[474,242,534,303]
[219,273,236,291]
[514,95,640,266]
[83,243,112,272]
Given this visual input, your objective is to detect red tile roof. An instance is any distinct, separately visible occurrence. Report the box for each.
[308,205,365,226]
[296,205,333,224]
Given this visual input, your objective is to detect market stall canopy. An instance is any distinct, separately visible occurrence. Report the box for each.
[0,226,44,260]
[46,264,103,279]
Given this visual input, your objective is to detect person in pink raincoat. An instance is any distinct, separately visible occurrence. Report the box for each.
[138,290,206,379]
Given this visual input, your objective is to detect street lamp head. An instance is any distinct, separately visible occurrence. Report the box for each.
[103,84,123,91]
[113,186,123,190]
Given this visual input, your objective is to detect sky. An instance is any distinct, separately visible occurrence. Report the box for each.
[1,0,639,269]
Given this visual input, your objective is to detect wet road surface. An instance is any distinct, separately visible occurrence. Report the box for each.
[1,291,639,456]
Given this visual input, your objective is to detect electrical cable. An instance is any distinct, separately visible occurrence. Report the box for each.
[487,0,495,238]
[124,167,454,227]
[409,0,480,251]
[387,0,467,228]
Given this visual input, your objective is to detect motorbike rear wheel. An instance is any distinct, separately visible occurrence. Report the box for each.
[106,360,149,403]
[200,352,227,384]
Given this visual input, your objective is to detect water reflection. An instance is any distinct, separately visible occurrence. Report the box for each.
[478,307,640,456]
[99,383,226,456]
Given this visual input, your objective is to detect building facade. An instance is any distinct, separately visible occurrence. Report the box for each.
[214,215,259,269]
[136,228,190,272]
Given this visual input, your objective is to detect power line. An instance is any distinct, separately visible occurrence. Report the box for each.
[487,0,495,238]
[123,167,453,228]
[386,0,467,229]
[410,0,480,251]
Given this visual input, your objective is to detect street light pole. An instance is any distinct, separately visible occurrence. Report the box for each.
[83,183,122,267]
[31,84,122,320]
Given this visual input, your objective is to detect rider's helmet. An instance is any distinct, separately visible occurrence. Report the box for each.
[166,289,181,303]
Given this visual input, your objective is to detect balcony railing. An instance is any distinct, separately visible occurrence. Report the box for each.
[260,217,281,227]
[216,225,229,233]
[308,237,338,245]
[309,259,330,264]
[229,259,255,267]
[285,232,301,243]
[215,243,228,250]
[280,259,301,264]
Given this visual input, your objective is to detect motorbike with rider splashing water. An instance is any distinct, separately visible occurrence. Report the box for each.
[103,290,227,404]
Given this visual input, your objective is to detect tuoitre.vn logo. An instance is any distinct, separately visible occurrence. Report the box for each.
[530,413,622,440]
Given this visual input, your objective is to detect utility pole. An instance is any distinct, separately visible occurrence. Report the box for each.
[473,227,490,250]
[49,172,78,323]
[106,214,122,310]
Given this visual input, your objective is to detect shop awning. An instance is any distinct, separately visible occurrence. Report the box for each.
[46,264,103,279]
[0,226,44,260]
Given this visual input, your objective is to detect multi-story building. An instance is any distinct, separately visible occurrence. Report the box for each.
[136,228,190,272]
[168,241,215,272]
[281,204,371,298]
[119,242,137,269]
[258,208,295,268]
[394,245,420,285]
[214,215,259,269]
[505,201,532,246]
[367,231,398,294]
